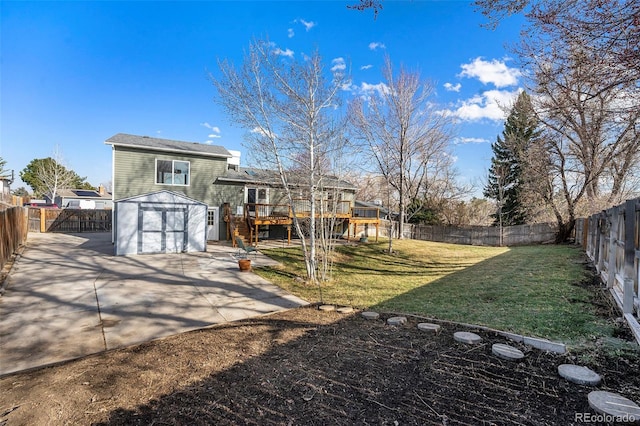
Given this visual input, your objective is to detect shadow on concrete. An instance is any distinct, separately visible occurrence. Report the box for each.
[0,232,306,375]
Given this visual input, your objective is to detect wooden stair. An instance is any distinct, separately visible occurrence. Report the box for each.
[233,217,252,243]
[223,203,252,245]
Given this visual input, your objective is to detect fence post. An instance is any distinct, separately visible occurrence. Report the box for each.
[596,213,605,273]
[607,208,618,289]
[582,218,588,247]
[624,200,636,313]
[40,208,46,233]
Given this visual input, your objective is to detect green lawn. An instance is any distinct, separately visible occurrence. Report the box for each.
[257,239,614,343]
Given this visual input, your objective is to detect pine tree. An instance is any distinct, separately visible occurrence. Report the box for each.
[484,91,539,226]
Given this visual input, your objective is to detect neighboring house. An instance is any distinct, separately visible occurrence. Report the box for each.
[51,186,113,209]
[0,174,12,203]
[105,133,376,254]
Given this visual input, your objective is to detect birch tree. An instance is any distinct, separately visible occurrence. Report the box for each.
[20,147,90,200]
[211,39,350,285]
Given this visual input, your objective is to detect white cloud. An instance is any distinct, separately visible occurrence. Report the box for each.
[360,64,373,70]
[273,47,294,58]
[287,28,294,38]
[295,18,316,31]
[441,89,521,121]
[459,57,521,88]
[201,122,222,133]
[331,57,346,72]
[454,137,490,145]
[202,123,222,142]
[444,82,462,92]
[343,81,390,98]
[341,81,355,91]
[368,42,386,51]
[251,126,276,139]
[361,82,388,96]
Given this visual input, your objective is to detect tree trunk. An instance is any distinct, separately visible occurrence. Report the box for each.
[555,218,575,243]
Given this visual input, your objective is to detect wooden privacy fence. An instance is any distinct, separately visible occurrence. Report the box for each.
[1,206,28,271]
[28,208,112,233]
[353,220,557,247]
[575,197,640,343]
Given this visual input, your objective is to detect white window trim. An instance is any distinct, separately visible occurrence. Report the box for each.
[245,187,270,204]
[155,159,191,187]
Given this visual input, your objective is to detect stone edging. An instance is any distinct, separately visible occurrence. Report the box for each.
[382,312,567,354]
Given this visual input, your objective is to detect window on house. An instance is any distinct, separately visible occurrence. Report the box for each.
[156,160,190,186]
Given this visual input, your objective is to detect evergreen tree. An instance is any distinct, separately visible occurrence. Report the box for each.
[483,91,539,226]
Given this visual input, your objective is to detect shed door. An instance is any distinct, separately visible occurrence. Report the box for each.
[139,206,187,254]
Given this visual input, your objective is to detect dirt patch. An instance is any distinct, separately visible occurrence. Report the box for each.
[2,304,639,426]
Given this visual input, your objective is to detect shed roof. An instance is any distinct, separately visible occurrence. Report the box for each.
[105,133,231,158]
[115,189,207,205]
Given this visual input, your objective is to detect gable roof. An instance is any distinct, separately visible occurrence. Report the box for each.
[219,167,357,191]
[105,133,231,158]
[115,189,207,205]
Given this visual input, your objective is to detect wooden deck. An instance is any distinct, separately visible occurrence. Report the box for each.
[235,202,381,245]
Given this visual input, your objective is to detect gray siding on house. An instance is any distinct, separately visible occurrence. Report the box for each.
[113,146,230,207]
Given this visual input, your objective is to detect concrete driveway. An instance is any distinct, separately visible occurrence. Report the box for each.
[0,232,307,376]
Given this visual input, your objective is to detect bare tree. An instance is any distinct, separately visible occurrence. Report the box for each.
[521,30,640,240]
[349,56,455,250]
[349,171,390,205]
[475,0,640,241]
[211,39,350,285]
[476,0,640,91]
[35,146,78,203]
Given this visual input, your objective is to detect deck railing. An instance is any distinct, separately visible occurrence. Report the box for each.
[291,199,352,216]
[351,206,380,219]
[245,200,357,221]
[244,203,291,220]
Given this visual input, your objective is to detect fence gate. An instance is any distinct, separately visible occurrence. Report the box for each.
[30,208,113,233]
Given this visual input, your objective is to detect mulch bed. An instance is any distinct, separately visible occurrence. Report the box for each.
[2,305,639,425]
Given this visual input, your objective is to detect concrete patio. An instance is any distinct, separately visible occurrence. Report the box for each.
[0,232,307,376]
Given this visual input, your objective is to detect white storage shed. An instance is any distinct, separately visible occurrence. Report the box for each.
[114,190,207,256]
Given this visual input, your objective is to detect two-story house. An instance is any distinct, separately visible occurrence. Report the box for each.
[106,133,376,255]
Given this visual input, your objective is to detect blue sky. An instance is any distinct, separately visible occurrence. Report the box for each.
[1,1,525,195]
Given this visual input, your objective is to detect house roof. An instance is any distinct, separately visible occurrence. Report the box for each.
[56,189,112,200]
[219,167,357,190]
[105,133,231,158]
